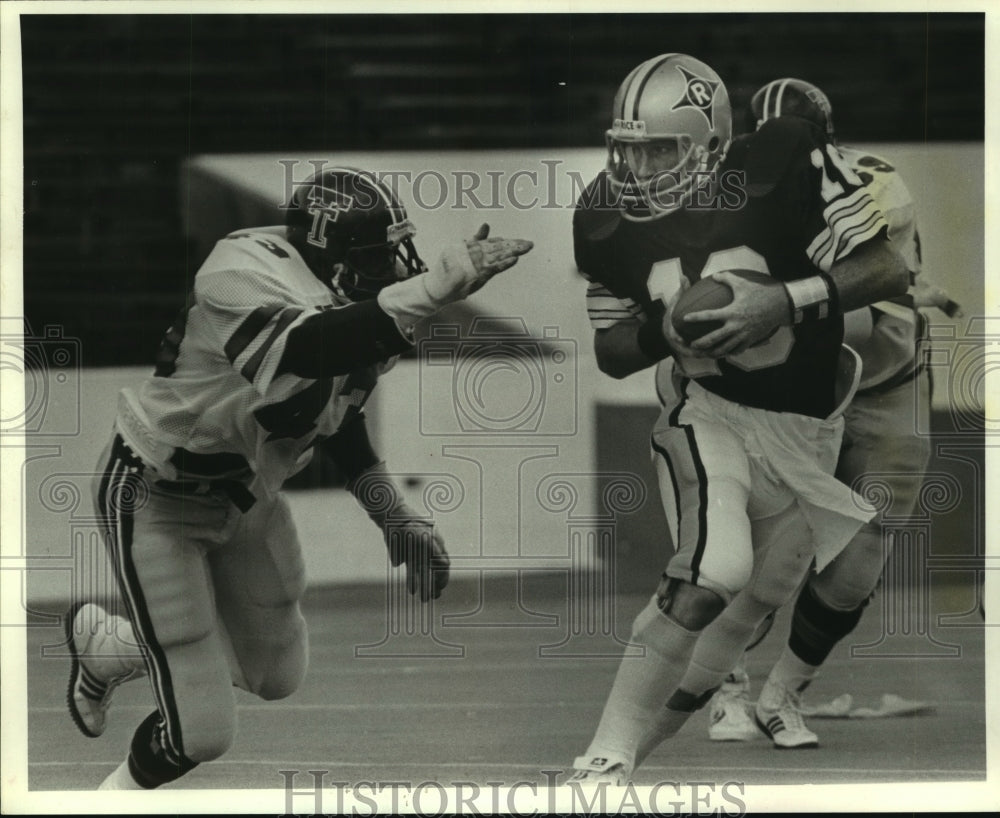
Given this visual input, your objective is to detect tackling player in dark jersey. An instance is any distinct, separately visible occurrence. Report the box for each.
[568,53,908,784]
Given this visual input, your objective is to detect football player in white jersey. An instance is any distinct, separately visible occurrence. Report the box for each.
[63,167,533,789]
[698,78,964,749]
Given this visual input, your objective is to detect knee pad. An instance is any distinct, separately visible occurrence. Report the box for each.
[789,583,867,666]
[253,615,308,701]
[235,607,308,701]
[179,708,237,764]
[655,576,726,631]
[145,631,237,765]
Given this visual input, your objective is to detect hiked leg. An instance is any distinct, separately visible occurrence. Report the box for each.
[210,494,309,701]
[66,441,151,739]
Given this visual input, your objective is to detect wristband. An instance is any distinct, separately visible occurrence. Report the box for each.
[377,276,443,335]
[783,275,835,323]
[637,318,672,361]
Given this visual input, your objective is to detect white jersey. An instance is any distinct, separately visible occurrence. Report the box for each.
[839,145,922,389]
[116,226,393,499]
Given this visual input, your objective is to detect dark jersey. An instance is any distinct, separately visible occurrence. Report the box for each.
[574,117,888,418]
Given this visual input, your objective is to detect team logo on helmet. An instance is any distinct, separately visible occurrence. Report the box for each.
[803,87,832,120]
[670,64,720,128]
[304,185,353,249]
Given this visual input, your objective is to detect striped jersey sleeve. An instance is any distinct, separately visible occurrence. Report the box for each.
[801,143,888,273]
[586,280,644,329]
[195,266,313,397]
[840,147,922,276]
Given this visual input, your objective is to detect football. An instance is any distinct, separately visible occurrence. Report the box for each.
[670,270,773,343]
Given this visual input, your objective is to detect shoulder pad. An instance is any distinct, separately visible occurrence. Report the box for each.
[213,228,297,267]
[742,117,820,197]
[840,146,915,214]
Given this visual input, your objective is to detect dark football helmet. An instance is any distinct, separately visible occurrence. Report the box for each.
[750,78,835,140]
[286,167,427,300]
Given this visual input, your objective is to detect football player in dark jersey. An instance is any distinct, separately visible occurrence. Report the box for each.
[63,167,533,790]
[569,53,908,783]
[702,78,966,749]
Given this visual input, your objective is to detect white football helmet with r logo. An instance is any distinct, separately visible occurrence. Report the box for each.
[606,53,732,220]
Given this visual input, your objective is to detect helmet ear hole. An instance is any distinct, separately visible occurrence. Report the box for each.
[707,136,720,152]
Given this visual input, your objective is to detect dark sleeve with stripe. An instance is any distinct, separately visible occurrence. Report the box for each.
[317,411,381,483]
[277,300,414,378]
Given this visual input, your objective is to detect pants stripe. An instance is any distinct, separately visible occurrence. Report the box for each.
[100,438,187,765]
[662,381,710,585]
[651,436,682,550]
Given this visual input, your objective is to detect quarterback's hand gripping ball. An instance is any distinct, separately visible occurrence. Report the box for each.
[674,270,791,357]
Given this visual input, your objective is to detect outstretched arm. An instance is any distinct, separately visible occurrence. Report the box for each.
[279,224,533,378]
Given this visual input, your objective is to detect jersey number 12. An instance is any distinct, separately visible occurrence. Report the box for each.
[647,246,794,378]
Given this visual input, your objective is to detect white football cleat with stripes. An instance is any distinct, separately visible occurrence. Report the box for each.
[65,602,144,738]
[567,755,630,786]
[708,671,761,742]
[754,677,819,749]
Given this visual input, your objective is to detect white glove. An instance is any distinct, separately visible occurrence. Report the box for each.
[912,277,963,317]
[349,462,450,601]
[377,224,533,333]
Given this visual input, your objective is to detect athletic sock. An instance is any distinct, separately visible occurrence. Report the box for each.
[766,645,819,695]
[677,591,773,696]
[120,710,198,789]
[582,596,701,770]
[633,685,720,769]
[98,758,144,791]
